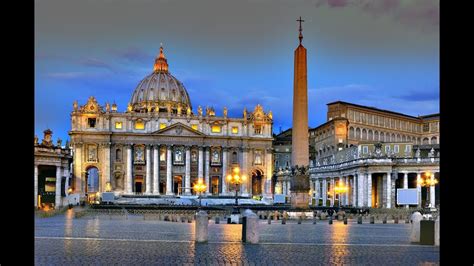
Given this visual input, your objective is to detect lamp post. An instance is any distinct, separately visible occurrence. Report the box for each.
[193,178,207,207]
[417,172,438,208]
[334,181,348,208]
[226,166,247,206]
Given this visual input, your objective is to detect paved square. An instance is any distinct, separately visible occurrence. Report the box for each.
[35,210,439,265]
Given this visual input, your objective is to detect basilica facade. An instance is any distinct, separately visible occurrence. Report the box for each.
[69,46,274,199]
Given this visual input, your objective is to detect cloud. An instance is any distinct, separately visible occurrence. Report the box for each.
[315,0,439,32]
[394,90,439,101]
[111,46,153,64]
[44,72,96,79]
[78,58,116,73]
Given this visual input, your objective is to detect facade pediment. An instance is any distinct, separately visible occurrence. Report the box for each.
[152,122,205,137]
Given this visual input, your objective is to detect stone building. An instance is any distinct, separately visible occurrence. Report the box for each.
[34,129,73,209]
[274,101,440,209]
[68,46,274,200]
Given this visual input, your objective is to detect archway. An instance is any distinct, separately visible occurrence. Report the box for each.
[86,167,99,193]
[251,169,263,196]
[173,175,183,195]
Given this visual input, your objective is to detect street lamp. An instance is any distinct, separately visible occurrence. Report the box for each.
[193,178,207,207]
[226,166,247,206]
[334,182,348,208]
[417,172,438,208]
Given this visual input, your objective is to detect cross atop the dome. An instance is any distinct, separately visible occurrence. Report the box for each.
[297,16,305,45]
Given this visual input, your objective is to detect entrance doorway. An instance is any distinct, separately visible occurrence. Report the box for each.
[251,170,263,196]
[211,176,219,195]
[86,167,99,193]
[134,175,143,194]
[173,175,183,195]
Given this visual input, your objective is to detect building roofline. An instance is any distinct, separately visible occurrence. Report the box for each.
[327,101,426,120]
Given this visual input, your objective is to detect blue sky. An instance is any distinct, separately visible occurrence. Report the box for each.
[35,0,439,143]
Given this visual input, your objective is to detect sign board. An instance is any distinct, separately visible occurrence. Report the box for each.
[273,194,286,204]
[101,192,115,203]
[397,188,418,205]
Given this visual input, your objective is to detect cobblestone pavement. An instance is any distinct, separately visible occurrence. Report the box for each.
[35,209,439,265]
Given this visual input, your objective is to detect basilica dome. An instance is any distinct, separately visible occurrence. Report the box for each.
[129,46,192,114]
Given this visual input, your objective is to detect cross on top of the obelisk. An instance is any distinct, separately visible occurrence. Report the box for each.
[297,16,305,44]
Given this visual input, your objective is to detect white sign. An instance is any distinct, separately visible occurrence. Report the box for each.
[397,188,418,205]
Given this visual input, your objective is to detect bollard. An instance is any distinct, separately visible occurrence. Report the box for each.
[343,216,348,225]
[195,210,208,243]
[267,215,271,224]
[215,217,220,224]
[435,216,440,246]
[394,216,399,224]
[274,211,279,221]
[383,216,387,224]
[282,216,286,224]
[410,212,423,243]
[313,216,317,224]
[357,215,362,224]
[298,215,302,224]
[328,216,333,225]
[420,220,435,245]
[370,216,375,224]
[245,210,259,244]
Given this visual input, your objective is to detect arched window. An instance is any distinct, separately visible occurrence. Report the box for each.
[368,130,373,141]
[423,138,429,145]
[391,133,395,142]
[380,132,385,142]
[374,131,379,141]
[86,167,99,193]
[431,137,437,144]
[362,129,367,140]
[116,149,122,162]
[396,134,401,142]
[232,151,238,163]
[349,127,355,139]
[356,128,361,139]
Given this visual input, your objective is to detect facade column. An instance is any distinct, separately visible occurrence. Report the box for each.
[64,168,70,196]
[322,178,328,207]
[205,147,210,194]
[265,148,273,196]
[55,166,62,209]
[185,147,191,195]
[166,145,173,195]
[344,176,349,206]
[386,172,392,209]
[103,143,111,189]
[153,145,159,194]
[74,143,83,193]
[145,145,152,194]
[353,174,358,207]
[282,180,287,195]
[222,148,228,194]
[367,173,372,208]
[126,145,133,194]
[430,173,436,208]
[357,173,364,207]
[198,147,204,179]
[416,172,422,208]
[34,164,39,207]
[241,148,249,195]
[403,172,408,208]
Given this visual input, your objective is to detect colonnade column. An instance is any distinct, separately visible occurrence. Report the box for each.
[74,143,83,193]
[344,176,349,206]
[416,172,422,208]
[265,148,273,196]
[153,145,159,195]
[222,148,228,195]
[185,147,191,195]
[103,143,111,189]
[145,145,152,194]
[55,166,62,209]
[166,145,173,195]
[126,145,132,194]
[322,179,327,207]
[198,147,204,179]
[330,178,335,207]
[241,148,249,195]
[357,173,364,207]
[386,172,392,209]
[403,172,408,209]
[430,173,436,208]
[205,147,210,194]
[34,164,38,207]
[367,173,372,208]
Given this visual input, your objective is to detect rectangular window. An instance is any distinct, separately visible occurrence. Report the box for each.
[254,125,262,134]
[160,123,167,129]
[88,118,96,128]
[394,145,399,153]
[405,145,411,153]
[423,123,430,132]
[211,125,221,133]
[135,121,145,130]
[115,122,123,129]
[363,146,368,154]
[385,145,390,153]
[191,124,198,131]
[232,126,238,134]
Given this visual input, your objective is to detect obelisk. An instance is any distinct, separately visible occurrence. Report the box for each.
[290,17,310,209]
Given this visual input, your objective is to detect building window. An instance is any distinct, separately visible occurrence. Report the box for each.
[385,145,390,153]
[115,122,123,129]
[423,138,429,145]
[116,149,122,162]
[405,145,411,153]
[394,145,399,153]
[135,120,145,130]
[423,123,430,132]
[88,118,96,128]
[160,148,166,161]
[191,124,198,131]
[160,123,167,129]
[232,126,239,134]
[173,147,184,165]
[254,150,263,165]
[254,125,262,135]
[211,125,221,133]
[362,146,368,154]
[232,151,238,164]
[431,137,438,144]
